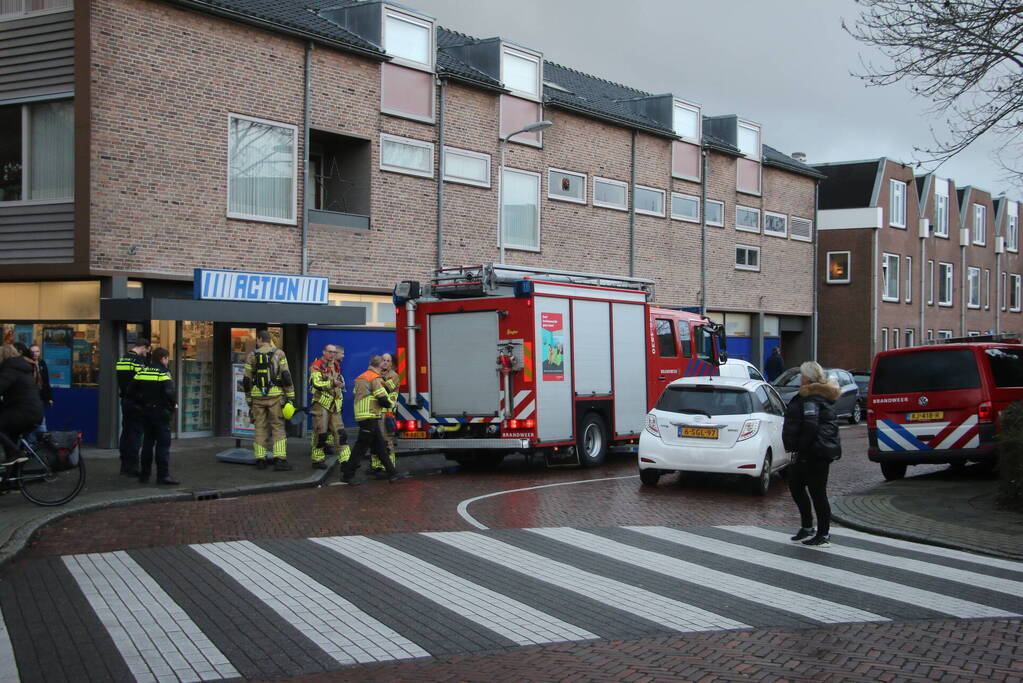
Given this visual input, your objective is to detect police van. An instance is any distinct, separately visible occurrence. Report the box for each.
[867,334,1023,480]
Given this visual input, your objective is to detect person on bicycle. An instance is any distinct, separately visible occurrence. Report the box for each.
[0,344,44,463]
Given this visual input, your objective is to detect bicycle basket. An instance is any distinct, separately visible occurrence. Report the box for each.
[40,431,82,471]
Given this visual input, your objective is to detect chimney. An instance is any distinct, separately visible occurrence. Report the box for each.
[791,152,807,163]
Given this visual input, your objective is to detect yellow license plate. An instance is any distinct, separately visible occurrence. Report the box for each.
[908,411,944,422]
[681,427,719,439]
[403,431,428,439]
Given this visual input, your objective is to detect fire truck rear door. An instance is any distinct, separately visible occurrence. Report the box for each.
[428,311,501,417]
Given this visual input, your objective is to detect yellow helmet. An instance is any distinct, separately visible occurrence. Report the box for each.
[282,402,296,420]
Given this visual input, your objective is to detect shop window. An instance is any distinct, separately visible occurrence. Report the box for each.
[826,252,850,284]
[0,99,74,203]
[0,323,98,388]
[228,114,297,225]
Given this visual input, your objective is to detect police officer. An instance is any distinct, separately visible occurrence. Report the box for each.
[339,355,406,485]
[127,347,178,485]
[243,329,295,471]
[116,337,150,477]
[309,344,349,469]
[370,352,399,477]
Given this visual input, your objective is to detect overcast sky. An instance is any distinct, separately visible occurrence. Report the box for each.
[409,0,1015,196]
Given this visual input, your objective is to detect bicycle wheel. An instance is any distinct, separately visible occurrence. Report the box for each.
[17,449,86,506]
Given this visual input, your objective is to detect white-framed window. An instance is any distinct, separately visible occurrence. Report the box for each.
[670,193,700,222]
[973,203,987,245]
[763,211,787,237]
[1002,271,1008,311]
[927,260,934,305]
[881,252,900,301]
[672,99,701,143]
[967,267,981,308]
[790,216,812,242]
[501,45,541,100]
[904,255,912,303]
[1008,204,1019,252]
[892,329,901,349]
[735,245,760,272]
[826,251,850,284]
[227,113,297,225]
[0,99,74,204]
[705,200,724,227]
[501,167,541,251]
[380,133,434,178]
[1012,274,1022,312]
[593,177,628,211]
[881,327,889,351]
[384,8,433,69]
[737,121,761,160]
[939,262,954,306]
[548,168,586,204]
[905,329,915,347]
[443,146,490,188]
[927,329,933,341]
[937,329,954,340]
[934,193,949,237]
[985,268,991,310]
[634,185,665,217]
[0,0,71,20]
[890,179,907,228]
[735,205,760,233]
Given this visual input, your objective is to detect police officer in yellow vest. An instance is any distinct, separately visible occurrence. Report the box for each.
[339,355,406,484]
[116,337,150,477]
[243,330,295,471]
[309,343,350,469]
[370,352,399,477]
[126,347,178,485]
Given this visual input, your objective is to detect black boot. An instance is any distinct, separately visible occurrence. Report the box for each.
[274,458,293,471]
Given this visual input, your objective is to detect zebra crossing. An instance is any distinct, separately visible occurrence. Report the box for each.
[2,525,1023,682]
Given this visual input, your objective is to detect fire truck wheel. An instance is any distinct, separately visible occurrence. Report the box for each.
[577,412,608,468]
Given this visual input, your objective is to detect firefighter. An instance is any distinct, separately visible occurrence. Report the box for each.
[309,344,349,470]
[243,329,295,471]
[339,355,407,484]
[370,352,399,477]
[127,347,178,485]
[115,337,150,477]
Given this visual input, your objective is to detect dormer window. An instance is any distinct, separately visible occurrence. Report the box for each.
[502,46,541,100]
[499,44,544,146]
[737,121,761,160]
[736,120,761,195]
[379,6,435,122]
[671,99,701,182]
[672,100,700,143]
[384,9,433,69]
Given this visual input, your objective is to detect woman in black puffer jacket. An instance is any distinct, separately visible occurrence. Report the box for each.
[782,360,842,548]
[0,344,44,461]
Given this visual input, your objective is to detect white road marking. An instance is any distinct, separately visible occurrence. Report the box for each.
[191,540,428,665]
[314,536,596,646]
[0,602,18,683]
[455,475,638,530]
[424,531,750,632]
[64,551,239,683]
[631,526,1016,620]
[530,527,887,624]
[829,527,1023,573]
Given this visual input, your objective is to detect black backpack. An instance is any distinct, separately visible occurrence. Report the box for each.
[251,350,279,396]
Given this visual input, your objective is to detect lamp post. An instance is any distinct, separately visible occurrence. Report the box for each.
[497,120,553,264]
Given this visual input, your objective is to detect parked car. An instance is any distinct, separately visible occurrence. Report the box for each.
[638,375,791,495]
[868,341,1023,480]
[718,358,766,382]
[851,369,870,414]
[771,366,862,424]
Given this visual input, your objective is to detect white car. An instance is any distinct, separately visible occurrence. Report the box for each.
[638,375,791,495]
[717,358,766,381]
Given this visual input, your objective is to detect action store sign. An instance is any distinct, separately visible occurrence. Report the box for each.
[194,269,328,305]
[541,312,565,381]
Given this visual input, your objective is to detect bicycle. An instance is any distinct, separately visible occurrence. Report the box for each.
[0,431,86,506]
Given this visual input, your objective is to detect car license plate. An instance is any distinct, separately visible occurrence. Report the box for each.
[680,426,719,439]
[403,431,428,439]
[907,411,944,422]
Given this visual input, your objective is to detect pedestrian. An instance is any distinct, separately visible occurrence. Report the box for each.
[22,344,52,446]
[116,337,150,477]
[765,346,785,382]
[339,355,406,485]
[370,352,399,478]
[128,347,179,485]
[309,344,349,470]
[243,329,295,471]
[782,360,842,548]
[0,344,44,462]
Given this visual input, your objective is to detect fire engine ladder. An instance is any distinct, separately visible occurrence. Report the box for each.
[925,332,1021,345]
[432,263,655,298]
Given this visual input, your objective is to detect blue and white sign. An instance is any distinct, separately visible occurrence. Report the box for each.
[194,269,329,305]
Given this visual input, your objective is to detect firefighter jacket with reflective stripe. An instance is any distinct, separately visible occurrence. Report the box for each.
[353,368,389,421]
[127,364,177,410]
[309,357,344,412]
[242,344,295,399]
[116,352,146,398]
[381,368,399,416]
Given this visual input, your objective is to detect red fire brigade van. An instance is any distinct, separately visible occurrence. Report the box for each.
[391,264,727,467]
[868,334,1023,480]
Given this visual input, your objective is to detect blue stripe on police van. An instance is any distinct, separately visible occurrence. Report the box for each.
[883,420,932,450]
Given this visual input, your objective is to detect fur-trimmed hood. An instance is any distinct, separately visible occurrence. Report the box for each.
[798,380,840,402]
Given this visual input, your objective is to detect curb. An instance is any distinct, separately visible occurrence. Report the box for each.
[0,459,338,571]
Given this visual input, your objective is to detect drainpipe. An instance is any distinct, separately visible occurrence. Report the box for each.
[871,225,878,360]
[812,180,819,361]
[700,148,708,315]
[436,77,446,269]
[961,240,967,335]
[919,218,927,342]
[301,41,312,275]
[996,250,1002,333]
[629,130,637,277]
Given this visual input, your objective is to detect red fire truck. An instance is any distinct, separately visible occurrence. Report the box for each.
[391,264,727,467]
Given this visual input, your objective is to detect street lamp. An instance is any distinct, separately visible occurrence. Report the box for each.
[498,120,553,264]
